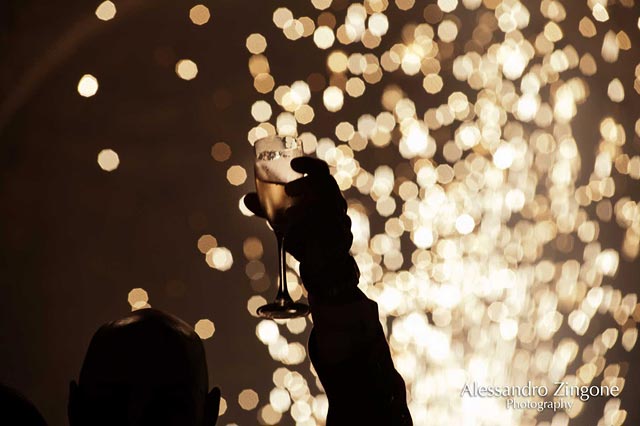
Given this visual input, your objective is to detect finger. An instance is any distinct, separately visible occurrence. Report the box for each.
[290,157,330,175]
[285,203,352,239]
[284,204,308,225]
[285,176,314,197]
[243,193,266,217]
[285,174,338,197]
[286,183,347,220]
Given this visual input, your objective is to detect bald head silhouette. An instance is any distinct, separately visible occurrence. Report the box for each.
[69,309,220,426]
[0,384,47,425]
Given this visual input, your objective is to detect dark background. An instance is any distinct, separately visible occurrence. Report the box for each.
[0,1,285,424]
[1,0,639,425]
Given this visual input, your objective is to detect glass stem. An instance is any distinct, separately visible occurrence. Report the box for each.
[275,232,292,304]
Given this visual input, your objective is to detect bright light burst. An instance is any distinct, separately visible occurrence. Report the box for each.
[237,0,640,425]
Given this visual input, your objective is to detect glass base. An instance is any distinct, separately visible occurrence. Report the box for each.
[257,300,309,319]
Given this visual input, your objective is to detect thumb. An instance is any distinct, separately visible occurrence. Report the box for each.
[243,193,266,218]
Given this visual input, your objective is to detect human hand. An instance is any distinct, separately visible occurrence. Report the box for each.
[244,157,360,304]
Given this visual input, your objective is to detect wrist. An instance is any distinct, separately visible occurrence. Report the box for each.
[301,256,361,305]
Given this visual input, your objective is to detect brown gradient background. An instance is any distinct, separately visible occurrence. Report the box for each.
[1,0,639,425]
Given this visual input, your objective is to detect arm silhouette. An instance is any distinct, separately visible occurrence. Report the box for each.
[245,157,412,425]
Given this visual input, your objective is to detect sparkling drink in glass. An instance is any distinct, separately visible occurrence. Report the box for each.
[253,135,309,319]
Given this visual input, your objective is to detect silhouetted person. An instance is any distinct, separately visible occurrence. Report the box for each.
[71,157,410,426]
[68,309,220,426]
[0,383,47,425]
[245,157,413,425]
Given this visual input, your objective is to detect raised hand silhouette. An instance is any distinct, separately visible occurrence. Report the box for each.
[246,157,412,425]
[244,157,360,304]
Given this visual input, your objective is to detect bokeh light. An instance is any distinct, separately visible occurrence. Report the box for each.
[238,389,259,411]
[241,1,640,425]
[197,234,217,254]
[219,397,228,416]
[175,59,198,80]
[77,74,98,97]
[189,4,210,26]
[77,1,640,424]
[243,237,263,260]
[97,149,119,171]
[226,165,247,186]
[211,142,231,162]
[313,26,335,49]
[246,33,267,54]
[194,319,215,339]
[127,288,149,310]
[95,1,116,21]
[206,247,233,271]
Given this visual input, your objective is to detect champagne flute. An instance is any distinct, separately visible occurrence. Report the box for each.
[253,135,310,319]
